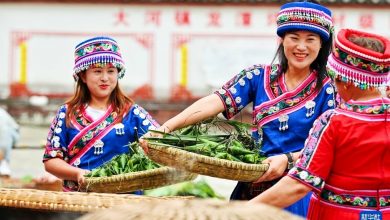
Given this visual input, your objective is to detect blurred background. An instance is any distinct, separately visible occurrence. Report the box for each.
[0,0,389,198]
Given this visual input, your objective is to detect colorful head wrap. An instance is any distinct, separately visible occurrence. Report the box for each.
[73,36,125,81]
[327,29,390,90]
[276,1,333,41]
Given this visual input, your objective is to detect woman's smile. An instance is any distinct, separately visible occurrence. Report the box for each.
[99,84,109,90]
[293,52,308,61]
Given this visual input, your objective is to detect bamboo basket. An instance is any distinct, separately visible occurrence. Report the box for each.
[82,167,197,193]
[147,143,269,182]
[78,199,303,220]
[0,188,192,213]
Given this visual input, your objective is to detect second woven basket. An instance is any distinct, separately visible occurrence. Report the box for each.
[82,167,197,193]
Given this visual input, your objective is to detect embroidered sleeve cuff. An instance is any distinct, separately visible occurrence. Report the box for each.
[214,88,239,119]
[288,166,325,193]
[43,150,64,161]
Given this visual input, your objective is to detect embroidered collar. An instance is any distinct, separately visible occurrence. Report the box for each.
[74,104,116,126]
[269,66,318,98]
[339,99,390,115]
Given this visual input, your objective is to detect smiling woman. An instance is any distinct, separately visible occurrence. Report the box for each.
[81,64,120,105]
[140,0,335,217]
[249,28,390,220]
[282,31,322,91]
[42,36,159,192]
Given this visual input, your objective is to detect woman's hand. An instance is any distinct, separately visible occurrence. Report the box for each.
[139,138,151,154]
[34,172,61,184]
[139,125,171,154]
[253,154,288,183]
[76,169,90,185]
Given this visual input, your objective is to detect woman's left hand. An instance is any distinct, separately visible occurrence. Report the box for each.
[253,154,288,183]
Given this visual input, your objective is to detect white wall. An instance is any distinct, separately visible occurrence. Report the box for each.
[0,3,389,99]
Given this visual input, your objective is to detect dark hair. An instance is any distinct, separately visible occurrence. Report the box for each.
[348,35,385,53]
[65,71,133,128]
[271,0,333,91]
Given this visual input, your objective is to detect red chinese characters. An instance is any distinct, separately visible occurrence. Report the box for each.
[176,11,191,26]
[359,14,374,29]
[208,12,221,27]
[145,11,161,26]
[238,12,252,27]
[114,9,129,26]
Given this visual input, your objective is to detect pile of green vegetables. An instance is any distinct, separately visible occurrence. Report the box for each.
[145,179,224,199]
[145,118,265,164]
[85,142,160,178]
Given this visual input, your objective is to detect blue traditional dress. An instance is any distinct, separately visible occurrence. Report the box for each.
[215,64,336,217]
[43,104,159,191]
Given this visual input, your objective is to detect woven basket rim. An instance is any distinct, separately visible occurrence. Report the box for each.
[147,143,268,182]
[84,166,180,183]
[81,166,197,193]
[0,188,192,213]
[148,143,268,171]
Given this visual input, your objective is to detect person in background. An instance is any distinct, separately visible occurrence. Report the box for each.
[142,0,335,217]
[0,107,20,176]
[43,36,159,191]
[249,29,390,220]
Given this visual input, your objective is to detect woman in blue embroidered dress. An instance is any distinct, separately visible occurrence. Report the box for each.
[249,29,390,220]
[43,36,159,191]
[142,0,334,217]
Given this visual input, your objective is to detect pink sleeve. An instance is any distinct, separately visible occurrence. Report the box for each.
[288,110,336,193]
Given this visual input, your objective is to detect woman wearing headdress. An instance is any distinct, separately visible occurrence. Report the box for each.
[142,0,335,216]
[43,36,159,192]
[249,28,390,220]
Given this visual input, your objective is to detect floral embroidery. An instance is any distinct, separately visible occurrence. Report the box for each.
[69,110,117,156]
[380,197,390,207]
[215,64,264,118]
[269,65,283,97]
[135,105,159,132]
[277,9,332,36]
[326,87,334,94]
[254,77,317,124]
[298,110,334,167]
[289,166,324,191]
[47,150,63,158]
[320,188,390,208]
[335,48,388,74]
[339,102,390,114]
[43,105,67,161]
[217,89,237,119]
[75,43,120,59]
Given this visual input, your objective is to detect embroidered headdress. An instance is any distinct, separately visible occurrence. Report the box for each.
[327,29,390,90]
[73,36,125,81]
[276,1,333,41]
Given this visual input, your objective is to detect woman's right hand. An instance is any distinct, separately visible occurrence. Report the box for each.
[253,154,288,183]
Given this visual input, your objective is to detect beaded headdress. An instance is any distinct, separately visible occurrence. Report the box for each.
[327,29,390,90]
[276,1,333,41]
[73,36,125,81]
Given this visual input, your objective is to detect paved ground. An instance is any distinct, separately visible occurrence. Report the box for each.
[10,125,48,178]
[9,125,237,199]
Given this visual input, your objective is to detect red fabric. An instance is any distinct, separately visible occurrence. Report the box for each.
[290,98,390,219]
[336,29,390,63]
[308,194,390,220]
[306,112,390,190]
